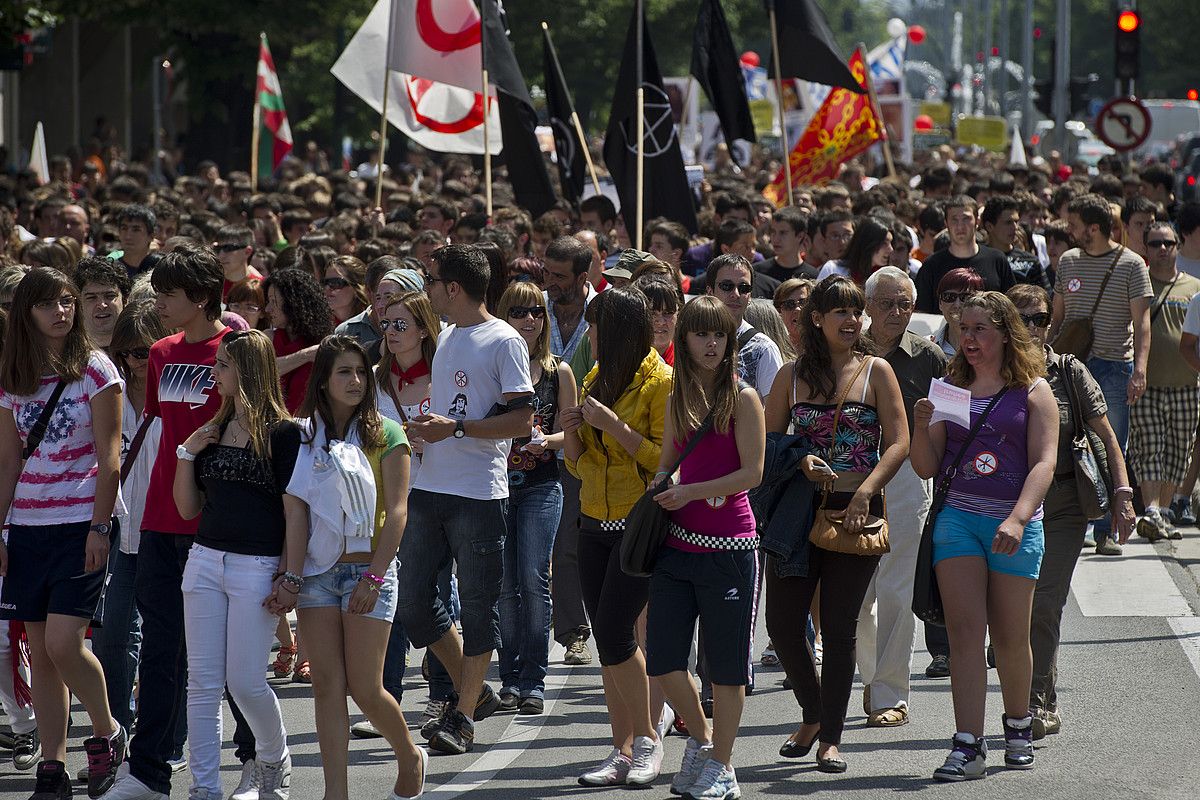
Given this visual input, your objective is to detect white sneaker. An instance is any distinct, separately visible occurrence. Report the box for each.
[686,759,740,799]
[657,703,673,740]
[230,760,259,800]
[256,754,291,800]
[388,745,430,799]
[188,789,222,800]
[626,735,664,785]
[97,764,169,800]
[578,747,632,786]
[670,737,712,795]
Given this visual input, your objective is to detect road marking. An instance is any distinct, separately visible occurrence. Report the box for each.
[424,644,571,798]
[1168,617,1200,683]
[1070,539,1193,617]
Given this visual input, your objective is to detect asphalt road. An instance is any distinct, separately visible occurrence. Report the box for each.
[2,531,1199,800]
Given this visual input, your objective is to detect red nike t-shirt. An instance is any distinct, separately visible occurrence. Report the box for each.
[141,326,230,535]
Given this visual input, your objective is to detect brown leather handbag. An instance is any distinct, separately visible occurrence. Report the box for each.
[807,357,891,556]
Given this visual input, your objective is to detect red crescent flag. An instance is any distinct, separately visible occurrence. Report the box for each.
[256,34,293,179]
[762,48,881,207]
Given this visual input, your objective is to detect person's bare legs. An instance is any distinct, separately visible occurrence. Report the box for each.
[427,626,491,719]
[600,666,634,753]
[935,556,991,735]
[657,670,709,747]
[34,617,118,751]
[607,650,657,745]
[298,607,351,800]
[987,571,1037,720]
[709,685,745,766]
[635,609,667,730]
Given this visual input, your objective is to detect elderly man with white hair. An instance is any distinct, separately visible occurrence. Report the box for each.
[855,266,949,727]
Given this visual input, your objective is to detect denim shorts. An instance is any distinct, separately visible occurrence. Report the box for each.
[296,559,399,623]
[932,505,1044,580]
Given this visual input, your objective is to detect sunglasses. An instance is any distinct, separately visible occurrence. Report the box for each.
[940,290,976,304]
[1146,239,1178,249]
[118,347,152,360]
[775,299,804,312]
[717,280,753,295]
[215,243,247,254]
[379,318,410,332]
[1020,312,1051,327]
[322,277,351,290]
[507,306,547,320]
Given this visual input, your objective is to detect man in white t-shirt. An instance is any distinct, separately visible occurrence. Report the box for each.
[399,245,534,756]
[705,253,783,399]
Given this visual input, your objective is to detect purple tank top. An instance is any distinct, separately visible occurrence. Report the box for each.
[940,383,1044,522]
[668,421,756,552]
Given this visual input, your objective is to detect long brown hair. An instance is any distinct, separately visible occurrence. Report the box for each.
[582,286,653,407]
[670,296,738,436]
[299,335,385,452]
[946,291,1046,389]
[211,329,291,460]
[0,267,92,395]
[328,255,369,316]
[374,290,440,382]
[792,275,873,402]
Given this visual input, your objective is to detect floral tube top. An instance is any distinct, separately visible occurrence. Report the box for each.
[790,401,882,474]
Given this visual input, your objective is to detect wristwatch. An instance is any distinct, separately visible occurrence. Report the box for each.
[89,522,111,536]
[453,420,466,439]
[176,444,197,462]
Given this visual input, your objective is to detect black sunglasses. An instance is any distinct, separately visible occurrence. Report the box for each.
[1020,312,1051,327]
[1146,239,1178,249]
[775,299,804,312]
[118,347,152,360]
[717,280,753,295]
[507,305,547,320]
[215,243,247,254]
[322,277,351,290]
[940,290,976,304]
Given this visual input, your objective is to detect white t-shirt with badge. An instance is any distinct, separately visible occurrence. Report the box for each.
[413,318,533,501]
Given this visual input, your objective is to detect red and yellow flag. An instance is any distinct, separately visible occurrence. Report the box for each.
[763,48,881,207]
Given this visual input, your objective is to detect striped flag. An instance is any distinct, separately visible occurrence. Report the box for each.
[255,34,293,180]
[867,35,906,83]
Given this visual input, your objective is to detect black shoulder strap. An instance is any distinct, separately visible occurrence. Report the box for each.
[120,414,156,485]
[657,410,716,488]
[22,380,67,461]
[931,388,1007,505]
[737,326,760,349]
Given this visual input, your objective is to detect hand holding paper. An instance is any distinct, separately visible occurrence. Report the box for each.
[928,378,972,428]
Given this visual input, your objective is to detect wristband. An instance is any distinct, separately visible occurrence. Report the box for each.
[362,572,385,587]
[280,571,303,589]
[1114,486,1134,497]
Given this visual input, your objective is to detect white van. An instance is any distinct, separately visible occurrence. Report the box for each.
[1136,99,1200,158]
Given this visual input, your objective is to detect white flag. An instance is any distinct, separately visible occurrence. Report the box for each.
[388,0,482,93]
[331,0,500,155]
[1009,125,1028,168]
[30,122,49,185]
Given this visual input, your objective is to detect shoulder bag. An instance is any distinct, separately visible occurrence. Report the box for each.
[620,410,715,578]
[808,357,890,555]
[1060,354,1113,520]
[1053,246,1124,359]
[913,388,1007,626]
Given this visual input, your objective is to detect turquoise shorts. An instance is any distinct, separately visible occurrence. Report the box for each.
[932,505,1044,580]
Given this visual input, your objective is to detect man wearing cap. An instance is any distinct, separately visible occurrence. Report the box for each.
[335,256,425,362]
[603,247,655,289]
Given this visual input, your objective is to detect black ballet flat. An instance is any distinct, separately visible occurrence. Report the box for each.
[816,753,848,773]
[779,729,820,758]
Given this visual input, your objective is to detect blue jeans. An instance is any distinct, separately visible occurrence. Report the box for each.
[498,481,562,699]
[383,563,458,703]
[1085,357,1133,539]
[92,548,140,730]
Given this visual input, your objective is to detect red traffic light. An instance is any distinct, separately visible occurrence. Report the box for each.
[1117,10,1140,32]
[1189,89,1199,101]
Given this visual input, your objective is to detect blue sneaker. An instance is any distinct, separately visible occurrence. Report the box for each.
[685,758,740,800]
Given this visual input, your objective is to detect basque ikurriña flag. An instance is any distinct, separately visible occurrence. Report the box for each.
[256,34,294,180]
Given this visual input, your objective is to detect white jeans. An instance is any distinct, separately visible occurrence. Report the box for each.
[182,545,288,795]
[0,617,36,734]
[856,460,931,711]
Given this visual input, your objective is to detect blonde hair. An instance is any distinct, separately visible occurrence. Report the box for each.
[945,291,1046,389]
[211,329,291,459]
[670,296,739,437]
[496,281,555,374]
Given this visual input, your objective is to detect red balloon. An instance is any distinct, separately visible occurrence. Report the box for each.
[915,114,935,131]
[908,25,927,45]
[740,51,760,68]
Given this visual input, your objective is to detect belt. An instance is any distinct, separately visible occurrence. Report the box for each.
[667,521,759,551]
[580,516,626,533]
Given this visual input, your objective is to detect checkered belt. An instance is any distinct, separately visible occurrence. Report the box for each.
[667,521,759,551]
[579,517,627,533]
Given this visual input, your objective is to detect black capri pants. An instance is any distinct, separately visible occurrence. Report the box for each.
[577,518,649,666]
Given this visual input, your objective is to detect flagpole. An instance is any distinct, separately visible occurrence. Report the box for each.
[251,33,263,193]
[767,2,793,206]
[858,41,897,181]
[635,0,645,250]
[542,21,602,198]
[375,4,395,210]
[481,0,493,218]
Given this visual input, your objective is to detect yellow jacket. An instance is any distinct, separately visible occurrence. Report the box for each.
[566,350,673,521]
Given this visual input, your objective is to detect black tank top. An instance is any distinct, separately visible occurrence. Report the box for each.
[508,358,561,487]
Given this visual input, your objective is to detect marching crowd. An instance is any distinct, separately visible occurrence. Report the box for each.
[2,142,1196,800]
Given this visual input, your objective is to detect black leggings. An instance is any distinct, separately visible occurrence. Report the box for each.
[765,548,880,745]
[577,528,649,666]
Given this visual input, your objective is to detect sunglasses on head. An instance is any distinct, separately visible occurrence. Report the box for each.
[322,277,351,290]
[940,290,975,304]
[717,280,753,295]
[507,305,546,320]
[118,347,152,360]
[1020,312,1051,327]
[215,243,247,254]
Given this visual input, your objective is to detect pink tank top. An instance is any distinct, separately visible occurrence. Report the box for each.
[667,420,757,553]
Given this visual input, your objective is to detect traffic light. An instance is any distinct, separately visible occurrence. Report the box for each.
[1115,7,1141,81]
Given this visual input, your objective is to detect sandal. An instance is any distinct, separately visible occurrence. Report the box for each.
[293,660,312,683]
[761,643,779,667]
[272,644,297,679]
[867,706,910,728]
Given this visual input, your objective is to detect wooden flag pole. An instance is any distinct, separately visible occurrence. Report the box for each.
[768,3,793,206]
[250,32,263,193]
[541,21,602,197]
[858,42,897,181]
[635,0,645,250]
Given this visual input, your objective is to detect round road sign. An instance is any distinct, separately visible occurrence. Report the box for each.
[1094,97,1152,152]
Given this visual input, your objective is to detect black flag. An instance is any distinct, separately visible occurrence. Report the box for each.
[481,1,557,217]
[767,0,865,94]
[691,0,756,152]
[542,25,586,204]
[603,7,698,233]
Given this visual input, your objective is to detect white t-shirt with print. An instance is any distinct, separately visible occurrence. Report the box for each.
[0,352,125,526]
[413,318,534,500]
[116,393,161,553]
